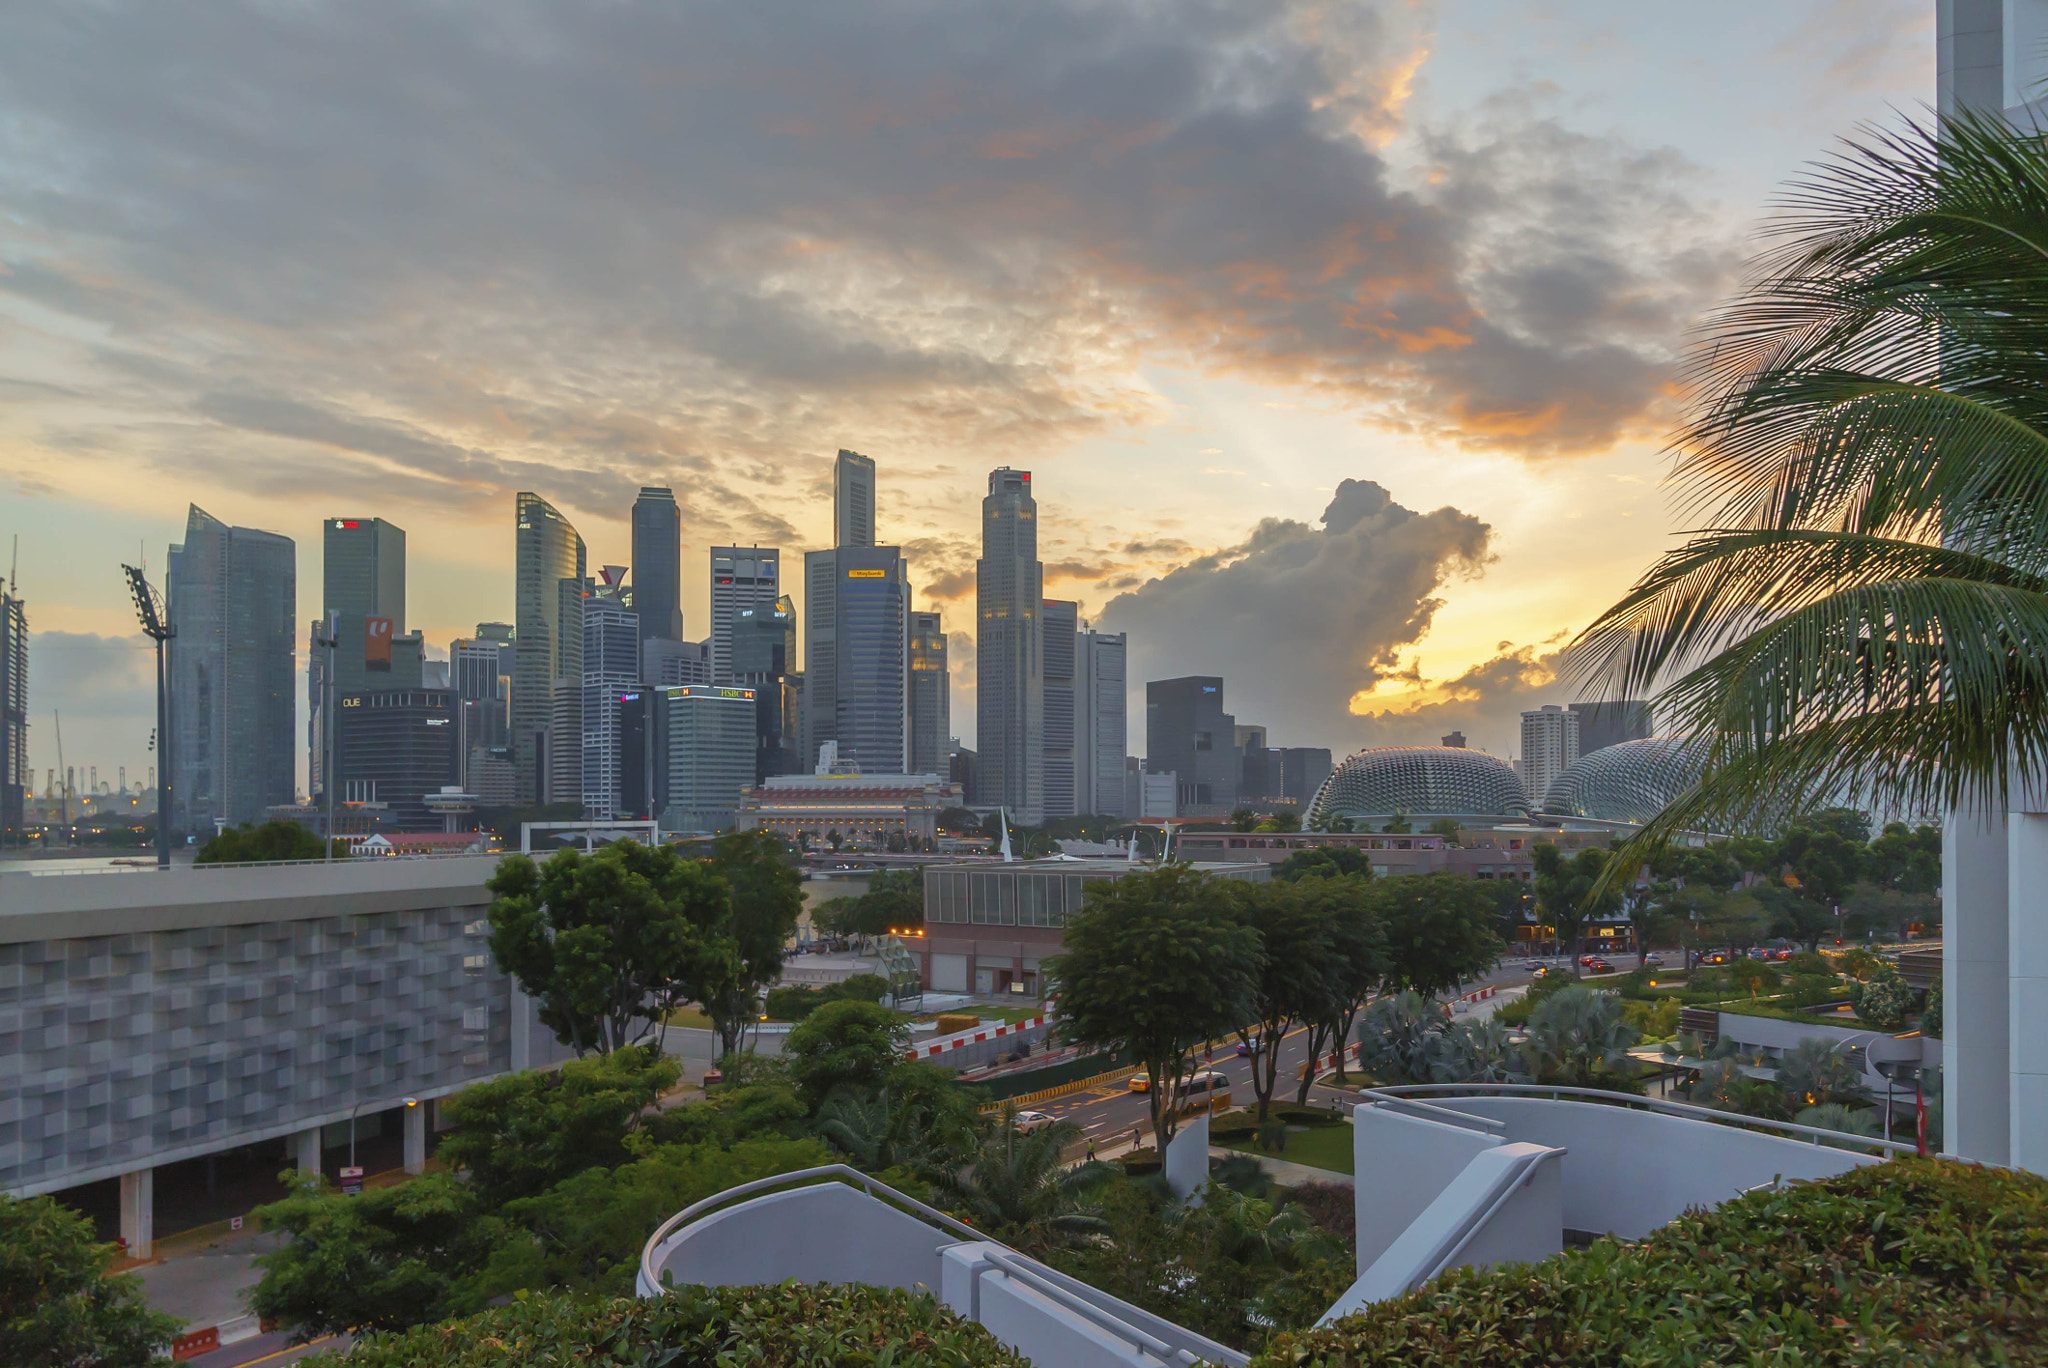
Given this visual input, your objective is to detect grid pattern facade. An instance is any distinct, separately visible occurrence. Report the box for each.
[581,602,640,820]
[1541,735,1707,823]
[513,494,586,802]
[0,906,504,1194]
[976,469,1043,823]
[802,551,838,771]
[655,686,757,831]
[908,610,949,777]
[830,548,909,774]
[320,517,409,702]
[168,505,296,835]
[923,860,1270,927]
[1076,630,1126,816]
[1307,745,1532,823]
[710,547,781,683]
[1040,600,1077,822]
[1518,706,1580,805]
[835,450,877,549]
[335,689,459,829]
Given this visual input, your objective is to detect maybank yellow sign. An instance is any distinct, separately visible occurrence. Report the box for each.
[847,568,885,578]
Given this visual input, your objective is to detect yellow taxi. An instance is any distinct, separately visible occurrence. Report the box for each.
[1126,1073,1150,1093]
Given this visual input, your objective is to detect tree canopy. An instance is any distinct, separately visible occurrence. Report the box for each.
[696,830,806,1058]
[0,1194,180,1368]
[195,819,333,864]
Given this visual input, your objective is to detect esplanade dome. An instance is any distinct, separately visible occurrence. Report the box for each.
[1306,746,1531,823]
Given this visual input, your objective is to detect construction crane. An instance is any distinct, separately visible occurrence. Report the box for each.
[54,710,65,838]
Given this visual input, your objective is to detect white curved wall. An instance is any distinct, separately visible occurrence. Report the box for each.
[1419,1097,1876,1238]
[645,1183,952,1295]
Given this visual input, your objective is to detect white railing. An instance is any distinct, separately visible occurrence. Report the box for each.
[7,850,499,876]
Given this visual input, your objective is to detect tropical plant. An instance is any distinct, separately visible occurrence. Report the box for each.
[1429,1017,1524,1085]
[1775,1037,1866,1109]
[934,1103,1103,1251]
[1519,986,1641,1086]
[1794,1102,1881,1149]
[1690,1057,1789,1120]
[1850,963,1913,1030]
[1924,983,1944,1037]
[1570,113,2048,860]
[1352,991,1445,1085]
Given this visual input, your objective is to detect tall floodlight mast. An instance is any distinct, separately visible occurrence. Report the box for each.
[122,564,174,871]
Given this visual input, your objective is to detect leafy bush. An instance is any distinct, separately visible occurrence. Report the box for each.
[1924,984,1943,1038]
[1793,1103,1881,1149]
[0,1193,182,1368]
[1775,1038,1865,1109]
[1520,986,1639,1086]
[1850,964,1912,1031]
[1249,1159,2048,1365]
[1285,1181,1356,1246]
[1783,973,1842,1007]
[1688,1058,1789,1121]
[1621,996,1680,1039]
[1783,950,1833,975]
[1122,1153,1163,1176]
[322,1284,1029,1367]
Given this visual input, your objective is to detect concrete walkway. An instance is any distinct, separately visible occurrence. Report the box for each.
[1209,1147,1354,1188]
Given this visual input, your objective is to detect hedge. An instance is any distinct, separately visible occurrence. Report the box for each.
[319,1283,1030,1367]
[1248,1158,2045,1366]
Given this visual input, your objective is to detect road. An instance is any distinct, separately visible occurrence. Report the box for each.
[186,1331,348,1368]
[1033,961,1538,1156]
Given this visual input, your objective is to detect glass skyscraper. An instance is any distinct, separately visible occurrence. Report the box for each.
[1039,599,1077,821]
[1076,627,1127,816]
[976,468,1043,824]
[909,609,949,777]
[581,597,640,820]
[513,493,585,802]
[631,487,683,647]
[1144,675,1236,818]
[168,505,296,835]
[834,449,876,549]
[710,546,781,682]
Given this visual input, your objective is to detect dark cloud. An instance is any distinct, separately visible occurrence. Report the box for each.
[0,0,1731,517]
[1098,479,1491,754]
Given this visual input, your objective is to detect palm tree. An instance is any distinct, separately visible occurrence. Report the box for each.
[1571,113,2048,851]
[934,1101,1105,1250]
[1520,986,1640,1086]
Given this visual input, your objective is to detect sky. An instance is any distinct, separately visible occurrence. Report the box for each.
[0,0,1933,795]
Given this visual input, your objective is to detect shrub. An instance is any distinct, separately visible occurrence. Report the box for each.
[1924,985,1943,1038]
[1784,950,1833,975]
[1784,973,1842,1007]
[322,1284,1030,1367]
[1850,965,1912,1031]
[1210,1114,1260,1140]
[1774,1038,1866,1110]
[1122,1153,1163,1177]
[1285,1181,1357,1245]
[1249,1159,2048,1366]
[1257,1120,1290,1152]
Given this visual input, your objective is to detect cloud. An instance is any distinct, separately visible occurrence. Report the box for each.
[1098,478,1490,754]
[0,0,1735,527]
[1349,644,1561,755]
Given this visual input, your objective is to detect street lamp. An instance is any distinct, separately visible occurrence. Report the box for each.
[121,566,173,872]
[349,1095,418,1171]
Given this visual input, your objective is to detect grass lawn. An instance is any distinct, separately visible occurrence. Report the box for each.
[1216,1123,1355,1176]
[664,1007,714,1029]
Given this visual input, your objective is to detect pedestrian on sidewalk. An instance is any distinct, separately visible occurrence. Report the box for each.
[1131,1123,1142,1151]
[1086,1138,1096,1162]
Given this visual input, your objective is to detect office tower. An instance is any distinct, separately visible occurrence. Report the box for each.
[1519,705,1580,806]
[1568,700,1653,757]
[167,505,296,834]
[0,570,23,842]
[1039,599,1077,822]
[1144,676,1238,818]
[646,638,714,687]
[803,546,910,774]
[1122,755,1144,820]
[1235,724,1277,803]
[735,596,801,782]
[544,574,593,806]
[1279,747,1334,806]
[630,487,684,649]
[949,742,979,805]
[315,516,423,797]
[835,449,876,549]
[1076,628,1127,817]
[976,468,1044,824]
[333,687,459,830]
[581,594,641,820]
[711,546,782,681]
[451,635,512,745]
[648,684,757,832]
[513,493,586,802]
[908,610,949,777]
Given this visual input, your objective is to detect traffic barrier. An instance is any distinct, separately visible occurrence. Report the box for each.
[908,1011,1050,1060]
[171,1328,219,1361]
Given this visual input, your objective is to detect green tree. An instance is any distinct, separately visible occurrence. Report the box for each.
[1531,844,1623,974]
[1867,822,1941,895]
[251,1173,497,1339]
[1047,865,1262,1153]
[433,1047,678,1208]
[1229,807,1259,832]
[783,999,910,1109]
[698,830,806,1059]
[0,1194,181,1368]
[487,842,731,1055]
[935,1102,1102,1254]
[1519,986,1640,1086]
[1571,115,2048,863]
[1373,873,1502,998]
[1424,817,1463,842]
[1229,880,1340,1122]
[1298,874,1385,1090]
[1271,846,1373,882]
[1381,811,1412,834]
[1253,811,1302,833]
[1802,807,1872,844]
[195,819,334,864]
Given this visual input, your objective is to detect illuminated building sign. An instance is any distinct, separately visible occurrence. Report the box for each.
[847,569,885,578]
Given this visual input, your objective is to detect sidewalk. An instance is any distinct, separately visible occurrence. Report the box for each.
[1208,1147,1354,1188]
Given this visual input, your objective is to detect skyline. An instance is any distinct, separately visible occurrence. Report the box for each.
[0,2,1932,789]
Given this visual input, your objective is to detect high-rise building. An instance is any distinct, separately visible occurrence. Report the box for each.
[333,688,459,830]
[711,546,781,682]
[0,570,24,842]
[646,684,757,832]
[1235,724,1276,803]
[1442,731,1468,748]
[1279,747,1334,806]
[735,596,801,782]
[1568,700,1653,757]
[645,638,714,687]
[1039,599,1077,822]
[581,594,641,820]
[1075,628,1127,817]
[452,624,515,802]
[314,516,423,797]
[630,487,684,647]
[168,505,296,835]
[909,610,950,777]
[1519,705,1580,806]
[1145,676,1237,818]
[835,449,877,549]
[545,574,594,807]
[976,468,1044,824]
[949,742,979,805]
[514,493,586,802]
[801,545,910,774]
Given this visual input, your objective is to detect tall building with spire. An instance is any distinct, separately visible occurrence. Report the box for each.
[631,487,683,647]
[513,493,586,802]
[168,505,296,834]
[976,468,1043,824]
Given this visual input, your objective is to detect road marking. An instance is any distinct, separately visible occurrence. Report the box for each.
[218,1336,335,1367]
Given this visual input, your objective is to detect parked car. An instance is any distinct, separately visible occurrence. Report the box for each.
[1640,954,1665,969]
[1700,950,1734,966]
[1014,1110,1056,1134]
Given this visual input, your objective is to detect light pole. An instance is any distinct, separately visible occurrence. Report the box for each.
[315,610,339,861]
[349,1095,418,1171]
[122,566,173,871]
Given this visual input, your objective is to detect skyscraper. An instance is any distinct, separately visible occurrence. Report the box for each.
[802,545,910,774]
[909,610,949,776]
[710,546,781,682]
[835,449,876,549]
[168,505,296,834]
[333,687,459,829]
[1568,700,1653,757]
[452,624,516,804]
[581,591,640,820]
[316,517,422,797]
[734,596,800,782]
[648,684,757,832]
[0,569,24,843]
[631,487,683,646]
[1040,599,1077,822]
[1519,705,1580,806]
[547,573,593,806]
[1075,627,1127,816]
[514,493,585,801]
[976,468,1044,824]
[1145,676,1237,818]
